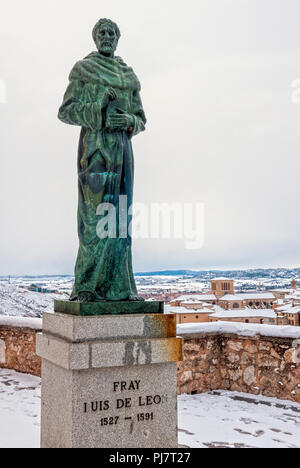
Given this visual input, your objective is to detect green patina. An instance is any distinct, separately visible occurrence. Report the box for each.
[58,19,146,304]
[54,300,164,316]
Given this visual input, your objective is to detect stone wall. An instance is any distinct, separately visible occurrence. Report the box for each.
[1,316,300,404]
[0,317,42,377]
[177,322,300,403]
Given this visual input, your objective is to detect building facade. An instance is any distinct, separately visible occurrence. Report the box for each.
[169,279,300,326]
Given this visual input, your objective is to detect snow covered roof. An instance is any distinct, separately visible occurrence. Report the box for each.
[220,292,275,301]
[174,294,216,302]
[218,295,241,301]
[210,309,277,319]
[211,278,233,281]
[273,289,294,294]
[181,300,203,304]
[165,305,212,315]
[276,304,300,315]
[286,291,300,300]
[177,321,300,340]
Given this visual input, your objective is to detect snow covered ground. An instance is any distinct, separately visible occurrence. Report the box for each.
[179,391,300,448]
[1,369,300,448]
[0,283,68,317]
[0,370,40,448]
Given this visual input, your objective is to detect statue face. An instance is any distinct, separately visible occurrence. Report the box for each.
[95,23,119,57]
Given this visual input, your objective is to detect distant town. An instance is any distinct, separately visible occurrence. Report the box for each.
[0,268,299,327]
[166,278,300,326]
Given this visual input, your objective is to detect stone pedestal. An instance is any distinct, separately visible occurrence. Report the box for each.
[36,304,183,448]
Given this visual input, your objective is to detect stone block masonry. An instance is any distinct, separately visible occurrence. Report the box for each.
[177,322,300,403]
[1,315,300,405]
[0,317,42,377]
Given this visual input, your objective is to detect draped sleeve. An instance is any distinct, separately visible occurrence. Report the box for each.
[130,89,146,137]
[58,79,103,130]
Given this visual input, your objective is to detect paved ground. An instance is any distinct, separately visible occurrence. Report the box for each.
[1,369,300,448]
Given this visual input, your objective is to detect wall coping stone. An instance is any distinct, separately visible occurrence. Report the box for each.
[0,316,42,331]
[177,321,300,341]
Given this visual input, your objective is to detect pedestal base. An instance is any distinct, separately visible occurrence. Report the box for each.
[37,310,183,448]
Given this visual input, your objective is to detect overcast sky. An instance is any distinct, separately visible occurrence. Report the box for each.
[1,0,300,275]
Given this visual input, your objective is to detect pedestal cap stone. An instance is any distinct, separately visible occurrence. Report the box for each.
[42,311,176,342]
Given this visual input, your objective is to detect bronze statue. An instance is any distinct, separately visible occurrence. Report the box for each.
[58,19,146,302]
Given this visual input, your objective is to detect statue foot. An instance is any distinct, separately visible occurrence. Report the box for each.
[78,292,96,303]
[128,295,145,302]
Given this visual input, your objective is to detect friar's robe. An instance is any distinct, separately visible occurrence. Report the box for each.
[58,52,146,301]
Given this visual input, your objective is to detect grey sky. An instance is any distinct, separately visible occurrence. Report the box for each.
[1,0,300,275]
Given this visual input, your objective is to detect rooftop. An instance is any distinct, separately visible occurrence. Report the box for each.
[165,305,212,315]
[173,294,216,302]
[276,304,300,315]
[220,292,275,301]
[209,309,277,319]
[211,277,233,281]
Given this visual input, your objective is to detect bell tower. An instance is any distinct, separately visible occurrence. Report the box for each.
[211,278,235,298]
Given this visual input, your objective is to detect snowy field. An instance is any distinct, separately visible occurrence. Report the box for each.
[1,370,300,448]
[0,270,297,318]
[0,370,40,448]
[0,284,68,318]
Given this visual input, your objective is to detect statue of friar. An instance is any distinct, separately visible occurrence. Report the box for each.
[58,19,146,303]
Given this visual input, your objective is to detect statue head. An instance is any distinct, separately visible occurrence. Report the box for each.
[92,18,121,57]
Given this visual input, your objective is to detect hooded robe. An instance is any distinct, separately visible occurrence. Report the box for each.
[58,52,146,301]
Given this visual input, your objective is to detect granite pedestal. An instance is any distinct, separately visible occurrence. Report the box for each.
[37,302,183,448]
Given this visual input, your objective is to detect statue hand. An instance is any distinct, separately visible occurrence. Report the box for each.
[106,112,134,131]
[102,87,117,108]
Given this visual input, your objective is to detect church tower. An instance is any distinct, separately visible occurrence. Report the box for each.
[210,278,235,298]
[291,279,297,290]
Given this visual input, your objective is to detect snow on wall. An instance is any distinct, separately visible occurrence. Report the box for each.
[1,315,300,339]
[177,321,300,340]
[0,316,42,330]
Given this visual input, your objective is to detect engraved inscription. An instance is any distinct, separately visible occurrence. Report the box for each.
[83,379,168,431]
[113,380,141,392]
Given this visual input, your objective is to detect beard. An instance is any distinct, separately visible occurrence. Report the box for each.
[98,40,116,56]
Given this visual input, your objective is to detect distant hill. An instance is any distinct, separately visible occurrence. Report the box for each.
[135,268,300,279]
[1,268,299,281]
[135,270,197,277]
